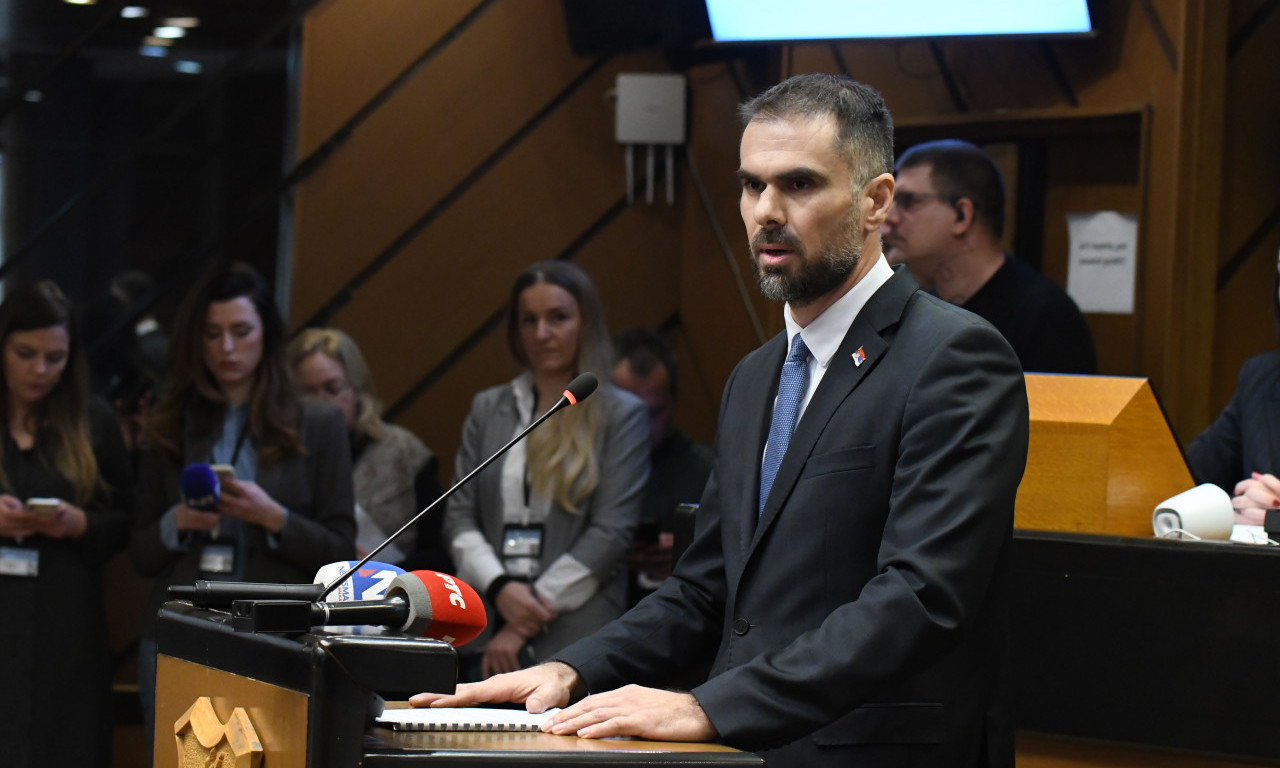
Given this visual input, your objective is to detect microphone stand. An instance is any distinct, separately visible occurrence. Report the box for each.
[318,390,578,601]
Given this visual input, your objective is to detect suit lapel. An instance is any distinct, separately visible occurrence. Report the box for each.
[751,268,920,550]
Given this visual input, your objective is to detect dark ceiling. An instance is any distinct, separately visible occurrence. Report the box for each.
[0,0,299,315]
[1,0,293,85]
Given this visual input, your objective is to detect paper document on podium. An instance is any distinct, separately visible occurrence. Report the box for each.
[376,706,560,732]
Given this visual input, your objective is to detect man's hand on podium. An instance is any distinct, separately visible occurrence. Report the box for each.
[542,684,718,743]
[408,661,718,742]
[409,661,581,714]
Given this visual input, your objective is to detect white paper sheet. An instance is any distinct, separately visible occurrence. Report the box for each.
[1066,211,1137,314]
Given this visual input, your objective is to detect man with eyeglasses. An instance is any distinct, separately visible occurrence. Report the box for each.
[882,139,1097,374]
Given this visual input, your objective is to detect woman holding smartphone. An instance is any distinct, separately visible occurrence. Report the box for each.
[130,263,355,751]
[0,281,133,768]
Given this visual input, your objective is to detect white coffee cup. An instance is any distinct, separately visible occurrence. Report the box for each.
[1152,483,1234,541]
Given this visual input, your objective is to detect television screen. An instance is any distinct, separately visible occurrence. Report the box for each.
[704,0,1094,43]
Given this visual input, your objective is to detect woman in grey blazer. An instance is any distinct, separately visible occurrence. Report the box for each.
[130,263,355,751]
[446,261,648,680]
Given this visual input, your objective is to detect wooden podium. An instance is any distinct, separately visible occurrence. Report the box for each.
[1016,374,1193,538]
[154,603,762,767]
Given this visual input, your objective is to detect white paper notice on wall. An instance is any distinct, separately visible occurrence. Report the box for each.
[1066,211,1137,314]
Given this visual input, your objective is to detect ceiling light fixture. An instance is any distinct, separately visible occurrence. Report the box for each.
[161,17,200,28]
[153,26,185,39]
[121,6,149,17]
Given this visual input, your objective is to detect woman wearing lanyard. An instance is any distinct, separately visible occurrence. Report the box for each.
[130,263,355,749]
[0,281,132,768]
[445,261,648,680]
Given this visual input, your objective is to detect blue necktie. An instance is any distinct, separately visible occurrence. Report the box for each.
[760,334,810,516]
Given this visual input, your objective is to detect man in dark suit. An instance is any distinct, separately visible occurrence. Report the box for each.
[412,74,1029,768]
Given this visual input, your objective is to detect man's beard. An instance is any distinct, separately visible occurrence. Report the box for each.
[751,216,862,307]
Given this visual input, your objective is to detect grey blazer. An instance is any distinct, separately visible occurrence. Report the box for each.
[131,400,356,637]
[444,380,649,660]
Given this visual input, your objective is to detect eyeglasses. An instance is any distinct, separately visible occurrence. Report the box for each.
[892,191,959,213]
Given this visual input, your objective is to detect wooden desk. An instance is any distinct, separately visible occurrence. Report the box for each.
[364,729,762,766]
[1012,531,1280,766]
[155,604,760,768]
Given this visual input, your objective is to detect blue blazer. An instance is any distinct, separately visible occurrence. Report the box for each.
[557,267,1029,768]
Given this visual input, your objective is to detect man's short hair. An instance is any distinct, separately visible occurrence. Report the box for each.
[614,327,679,395]
[737,73,895,187]
[896,139,1006,239]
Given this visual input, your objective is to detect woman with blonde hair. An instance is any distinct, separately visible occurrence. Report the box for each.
[289,327,446,568]
[0,280,133,768]
[446,261,648,680]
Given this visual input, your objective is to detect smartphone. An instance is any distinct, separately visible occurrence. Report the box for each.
[210,464,236,484]
[25,497,60,514]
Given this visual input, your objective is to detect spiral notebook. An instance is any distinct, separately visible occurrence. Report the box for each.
[376,706,559,732]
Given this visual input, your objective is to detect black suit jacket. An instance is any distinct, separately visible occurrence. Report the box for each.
[131,400,356,638]
[556,267,1029,768]
[1186,350,1280,491]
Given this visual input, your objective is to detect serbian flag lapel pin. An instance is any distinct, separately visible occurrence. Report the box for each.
[852,347,867,367]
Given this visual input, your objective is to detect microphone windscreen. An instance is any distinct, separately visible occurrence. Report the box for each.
[314,560,406,635]
[564,372,599,405]
[314,560,406,602]
[179,463,220,511]
[405,570,487,646]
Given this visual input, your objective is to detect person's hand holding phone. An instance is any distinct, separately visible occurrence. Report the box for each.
[0,494,38,541]
[22,497,87,540]
[216,470,287,534]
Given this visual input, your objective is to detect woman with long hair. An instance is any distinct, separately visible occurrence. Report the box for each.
[0,281,133,768]
[445,261,648,680]
[130,263,355,744]
[288,327,447,569]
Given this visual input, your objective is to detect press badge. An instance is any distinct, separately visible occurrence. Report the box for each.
[0,547,39,577]
[502,524,544,559]
[199,543,236,575]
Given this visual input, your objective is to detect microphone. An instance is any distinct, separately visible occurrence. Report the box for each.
[313,560,405,603]
[169,560,403,608]
[316,371,600,601]
[169,580,324,606]
[179,463,220,511]
[313,560,407,635]
[234,570,487,646]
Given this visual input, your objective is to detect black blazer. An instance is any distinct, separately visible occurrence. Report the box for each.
[1186,350,1280,491]
[131,400,356,638]
[556,267,1029,768]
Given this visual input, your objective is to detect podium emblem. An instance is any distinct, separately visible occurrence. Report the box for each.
[174,697,264,768]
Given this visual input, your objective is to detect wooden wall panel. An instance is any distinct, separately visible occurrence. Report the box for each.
[296,1,480,155]
[289,0,1279,470]
[292,0,591,326]
[1209,2,1280,419]
[321,54,665,390]
[1043,128,1145,375]
[677,62,777,428]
